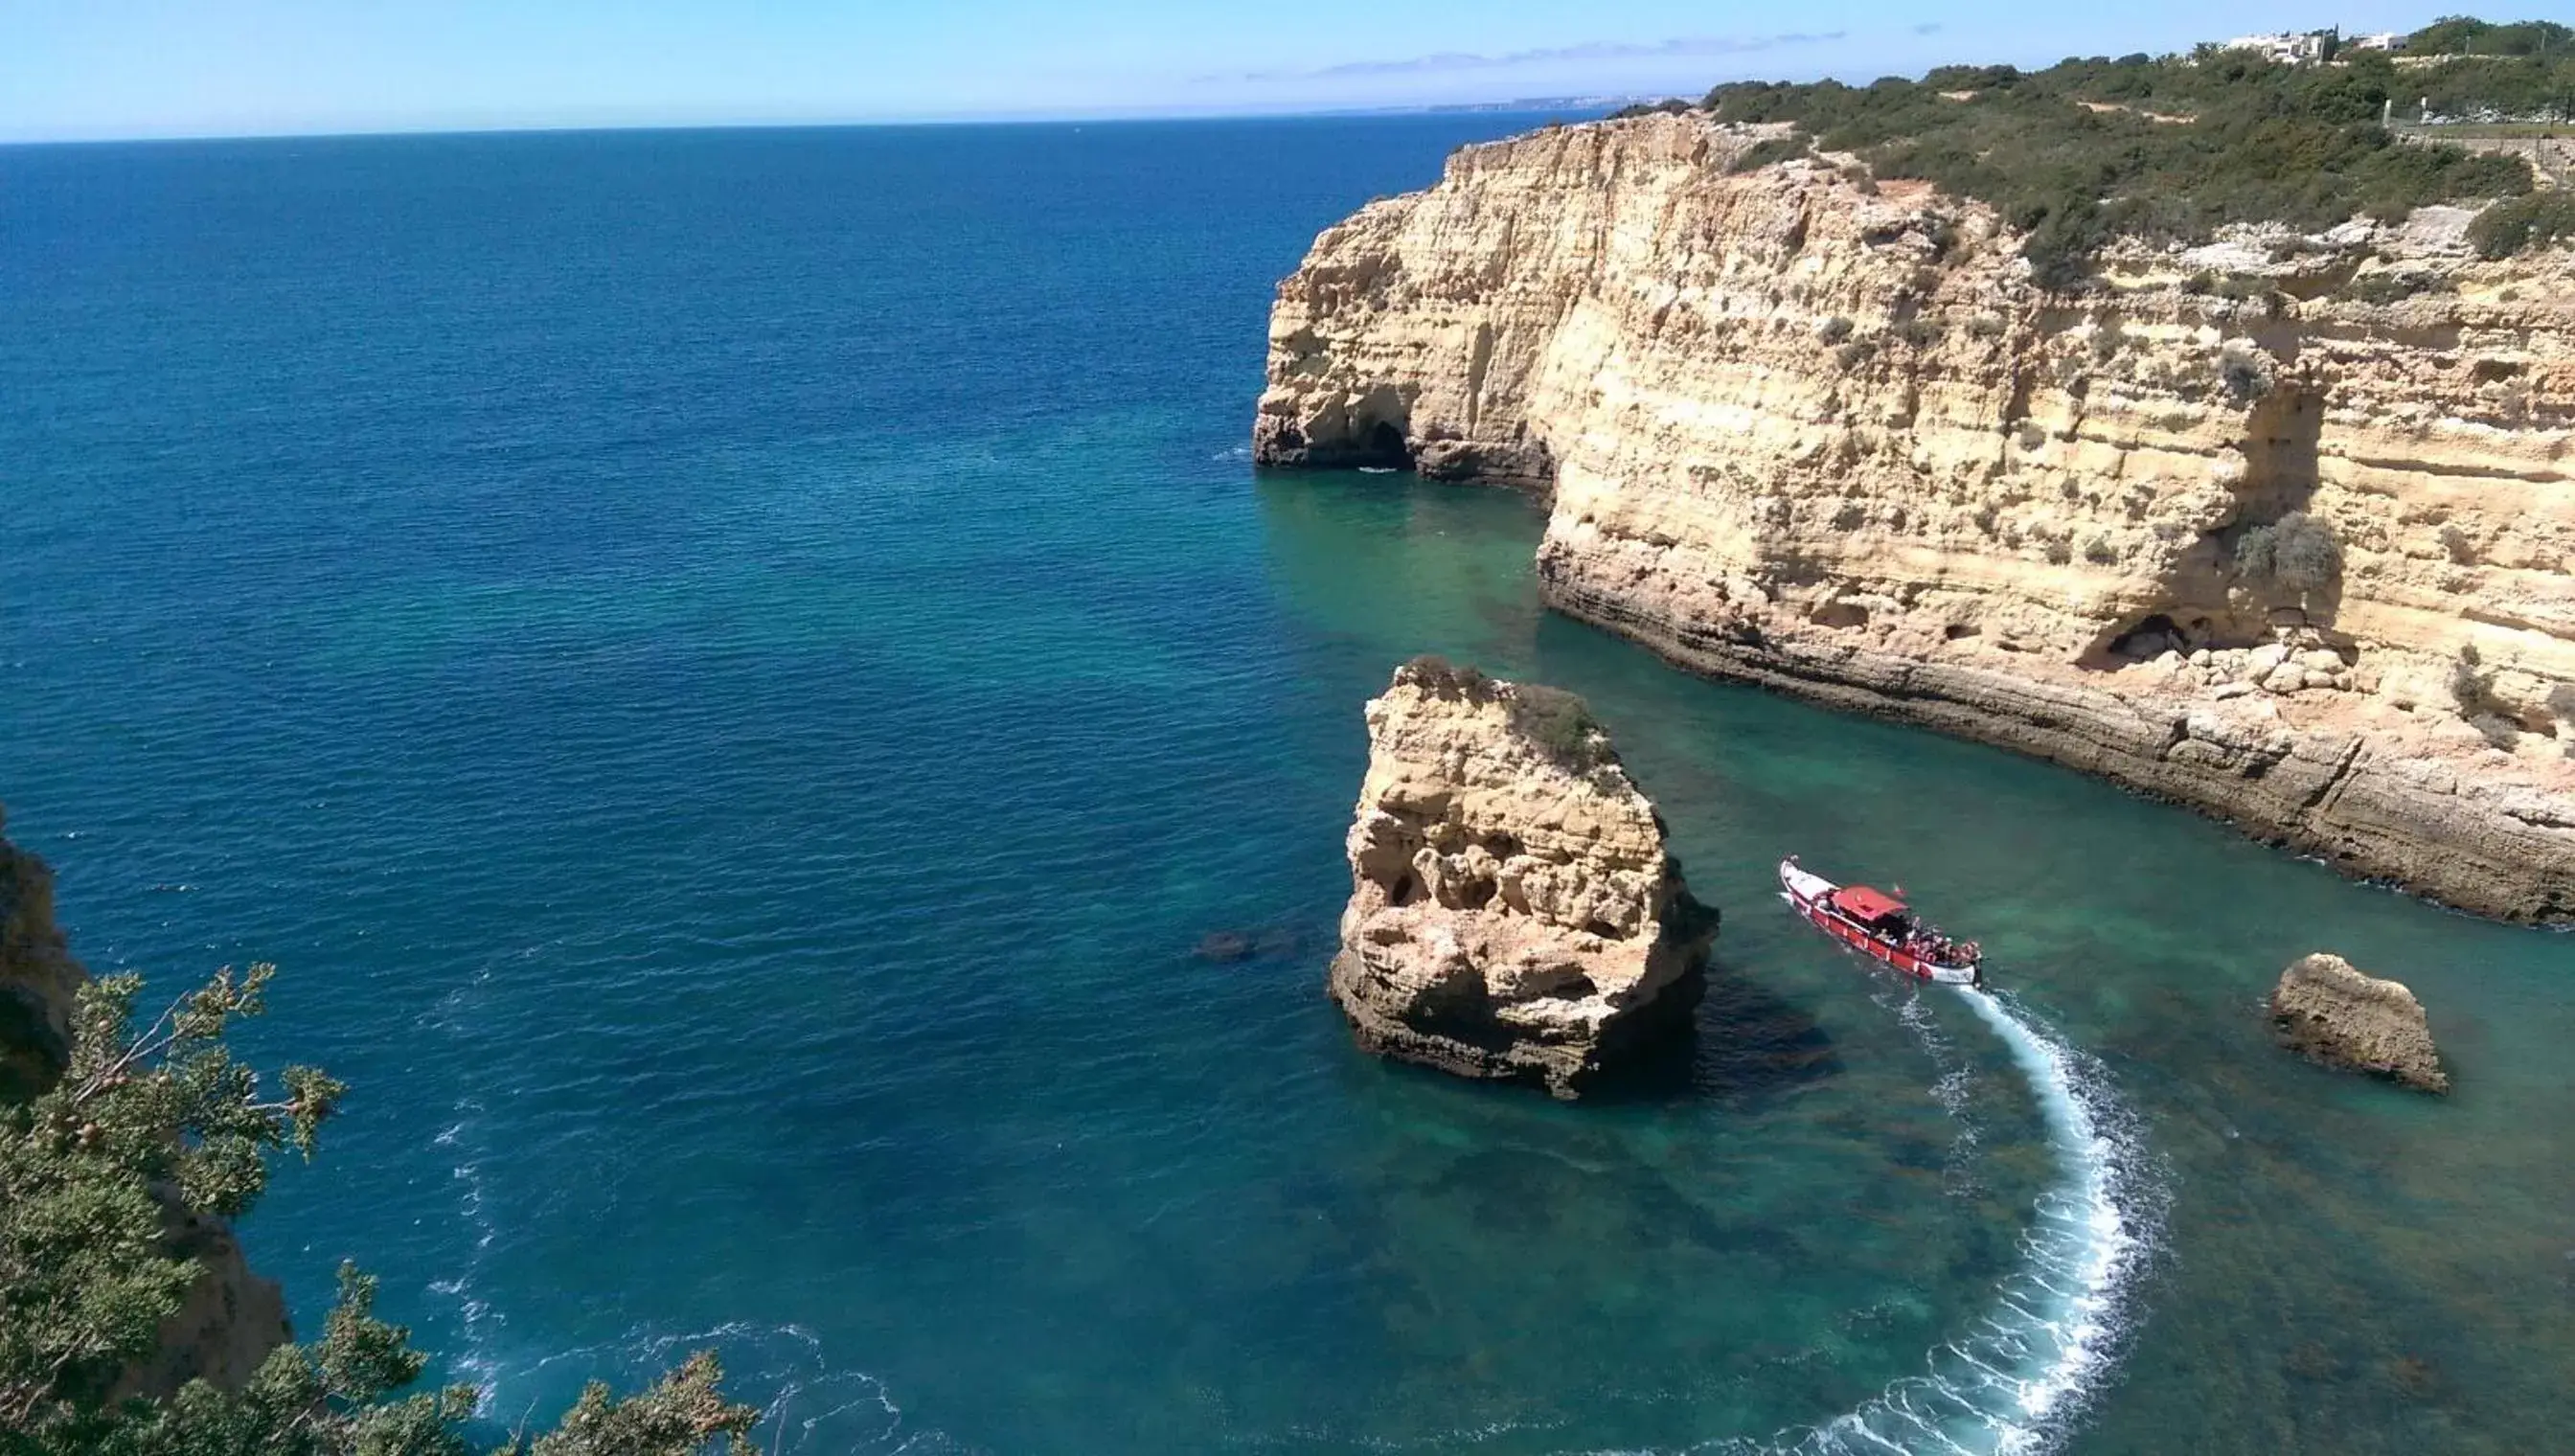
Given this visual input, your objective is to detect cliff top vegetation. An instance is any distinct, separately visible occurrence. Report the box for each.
[1618,16,2573,284]
[1398,655,1613,772]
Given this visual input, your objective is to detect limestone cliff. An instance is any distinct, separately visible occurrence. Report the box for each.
[1329,658,1717,1097]
[1258,113,2575,921]
[2270,951,2450,1092]
[0,808,291,1398]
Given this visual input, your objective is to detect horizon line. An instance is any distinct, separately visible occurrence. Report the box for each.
[0,95,1657,149]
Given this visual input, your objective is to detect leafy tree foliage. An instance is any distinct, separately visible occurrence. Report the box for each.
[0,967,759,1455]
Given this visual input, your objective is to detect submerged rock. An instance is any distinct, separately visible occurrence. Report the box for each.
[1327,657,1717,1098]
[2268,952,2450,1093]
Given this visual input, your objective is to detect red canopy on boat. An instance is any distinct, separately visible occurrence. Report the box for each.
[1834,885,1907,921]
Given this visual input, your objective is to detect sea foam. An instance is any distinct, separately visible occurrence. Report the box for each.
[1749,986,2162,1456]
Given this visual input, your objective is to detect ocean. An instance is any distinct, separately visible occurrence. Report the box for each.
[3,117,2569,1455]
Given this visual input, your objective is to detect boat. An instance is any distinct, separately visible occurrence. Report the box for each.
[1778,857,1982,985]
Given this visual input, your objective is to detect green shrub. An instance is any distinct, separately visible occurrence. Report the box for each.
[2272,512,2342,591]
[1608,98,1695,120]
[2236,512,2340,591]
[2449,645,2525,744]
[2468,192,2575,259]
[2404,17,2572,57]
[1508,684,1608,766]
[2219,346,2276,404]
[1727,134,1812,173]
[1698,28,2554,278]
[1401,653,1494,700]
[2235,524,2278,578]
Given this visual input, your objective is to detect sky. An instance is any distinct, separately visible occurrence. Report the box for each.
[0,1,2483,143]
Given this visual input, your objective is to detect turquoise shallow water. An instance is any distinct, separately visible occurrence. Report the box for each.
[3,121,2571,1455]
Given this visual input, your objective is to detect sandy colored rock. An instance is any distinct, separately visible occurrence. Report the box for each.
[1328,658,1717,1097]
[2269,952,2450,1093]
[1256,112,2575,922]
[0,806,291,1395]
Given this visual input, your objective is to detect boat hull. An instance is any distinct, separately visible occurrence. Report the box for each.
[1778,860,1980,985]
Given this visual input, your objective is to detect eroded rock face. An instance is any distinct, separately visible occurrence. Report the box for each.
[0,807,291,1396]
[1328,659,1717,1096]
[2269,952,2450,1093]
[1257,112,2575,922]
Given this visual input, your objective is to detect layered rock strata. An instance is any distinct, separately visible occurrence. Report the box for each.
[2269,951,2450,1092]
[1257,112,2575,921]
[1329,658,1718,1096]
[0,808,291,1397]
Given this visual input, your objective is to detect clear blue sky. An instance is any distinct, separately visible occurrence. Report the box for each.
[0,1,2470,142]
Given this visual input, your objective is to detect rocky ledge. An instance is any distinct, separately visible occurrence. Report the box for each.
[2269,951,2450,1093]
[1257,112,2575,921]
[1328,658,1718,1097]
[1,807,290,1396]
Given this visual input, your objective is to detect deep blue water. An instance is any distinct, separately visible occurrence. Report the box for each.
[4,119,2571,1455]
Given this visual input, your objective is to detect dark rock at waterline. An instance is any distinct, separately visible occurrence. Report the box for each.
[2268,952,2449,1093]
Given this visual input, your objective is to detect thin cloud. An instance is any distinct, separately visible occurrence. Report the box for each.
[1220,31,1849,84]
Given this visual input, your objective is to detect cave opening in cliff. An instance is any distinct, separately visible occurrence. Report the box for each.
[2107,613,2188,661]
[2085,607,2269,667]
[1363,419,1411,469]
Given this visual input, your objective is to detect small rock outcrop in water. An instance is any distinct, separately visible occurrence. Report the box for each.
[2268,952,2450,1093]
[1328,658,1717,1097]
[0,807,291,1395]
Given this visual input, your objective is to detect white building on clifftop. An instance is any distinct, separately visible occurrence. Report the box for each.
[2221,31,2332,64]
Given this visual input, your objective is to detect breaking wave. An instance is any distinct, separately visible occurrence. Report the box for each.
[1744,986,2162,1456]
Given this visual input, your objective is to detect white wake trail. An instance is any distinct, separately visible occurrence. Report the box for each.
[1748,985,2160,1456]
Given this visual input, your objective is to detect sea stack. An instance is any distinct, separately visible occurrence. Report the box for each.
[1328,657,1717,1097]
[2268,952,2450,1093]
